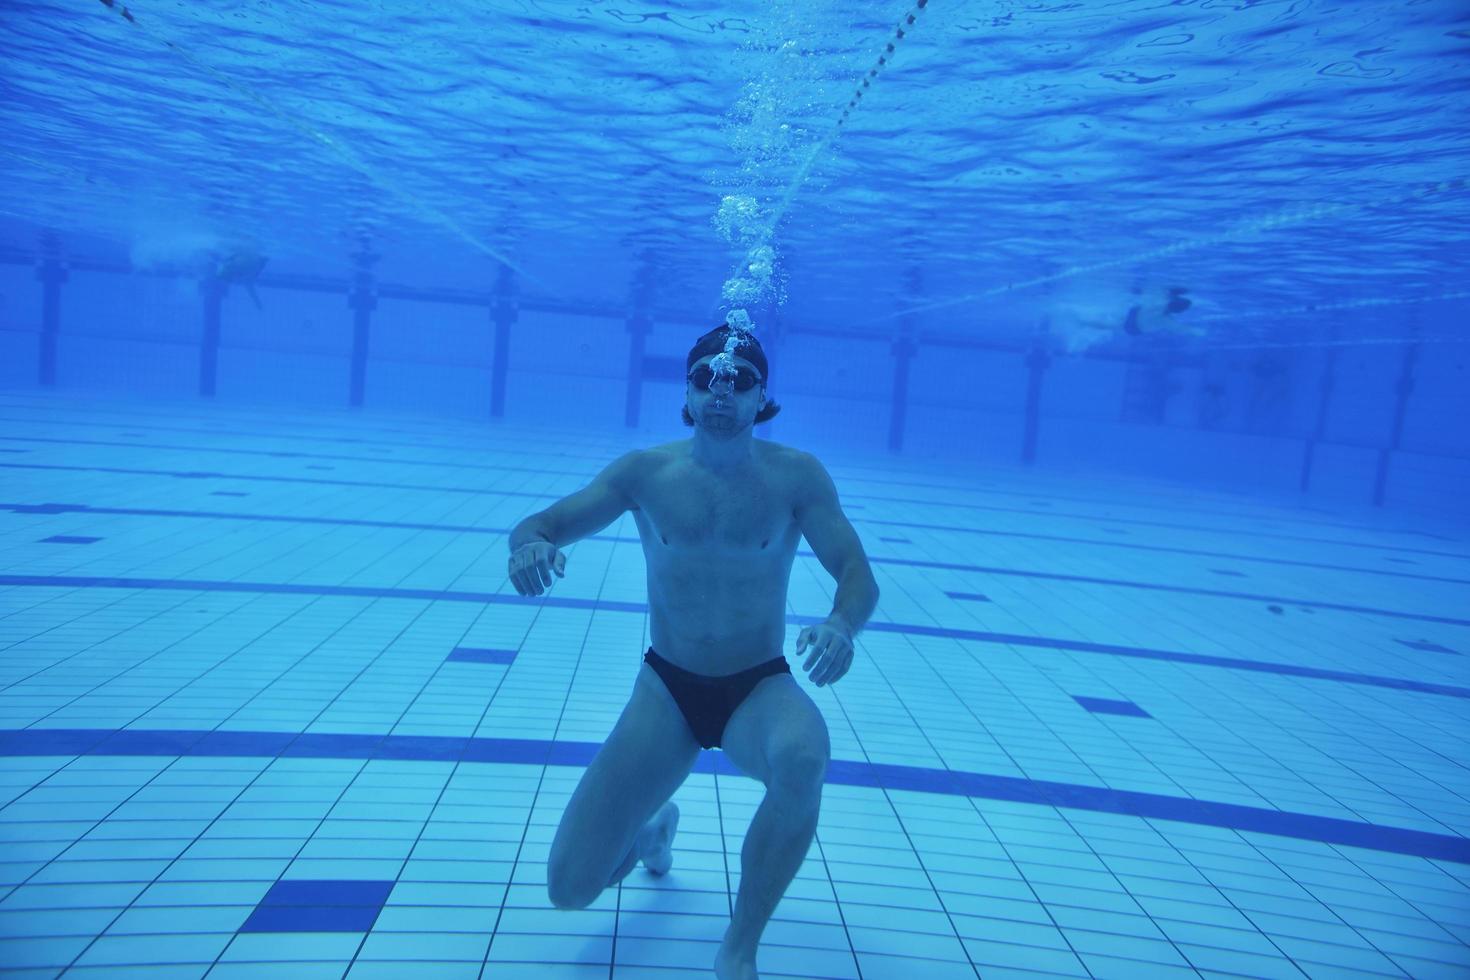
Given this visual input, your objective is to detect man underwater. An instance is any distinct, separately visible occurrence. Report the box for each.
[210,248,268,309]
[1122,284,1202,338]
[508,324,880,980]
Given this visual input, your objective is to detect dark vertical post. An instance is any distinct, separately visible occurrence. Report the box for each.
[1373,338,1419,506]
[36,232,67,387]
[1299,333,1338,492]
[199,276,225,397]
[888,329,915,453]
[624,263,655,429]
[625,311,651,428]
[888,265,922,453]
[1022,324,1050,464]
[347,243,379,408]
[490,264,516,419]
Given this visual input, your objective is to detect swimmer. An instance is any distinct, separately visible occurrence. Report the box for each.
[210,248,268,309]
[1122,284,1204,338]
[508,324,879,980]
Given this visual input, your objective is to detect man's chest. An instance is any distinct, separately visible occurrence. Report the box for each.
[635,464,796,551]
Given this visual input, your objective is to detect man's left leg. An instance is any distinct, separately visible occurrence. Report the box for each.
[717,671,831,978]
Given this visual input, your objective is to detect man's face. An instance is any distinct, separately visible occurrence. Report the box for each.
[686,354,766,436]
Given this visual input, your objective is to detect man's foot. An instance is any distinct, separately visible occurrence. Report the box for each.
[714,938,758,980]
[638,801,679,876]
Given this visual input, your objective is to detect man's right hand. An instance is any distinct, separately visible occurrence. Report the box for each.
[509,541,566,596]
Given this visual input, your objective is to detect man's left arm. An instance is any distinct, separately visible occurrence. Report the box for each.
[793,453,879,686]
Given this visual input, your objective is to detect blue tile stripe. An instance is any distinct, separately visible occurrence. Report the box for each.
[0,425,1454,541]
[0,462,552,498]
[1,727,1465,866]
[8,451,1459,555]
[1398,639,1457,654]
[0,574,1464,700]
[6,500,1465,595]
[876,617,1470,700]
[927,567,1470,627]
[8,464,1467,577]
[825,758,1470,865]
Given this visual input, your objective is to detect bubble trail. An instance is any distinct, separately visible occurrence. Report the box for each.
[717,0,932,333]
[755,0,931,246]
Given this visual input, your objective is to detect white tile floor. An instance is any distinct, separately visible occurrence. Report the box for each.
[0,390,1467,979]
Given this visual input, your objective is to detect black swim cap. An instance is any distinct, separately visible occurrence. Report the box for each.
[686,324,769,383]
[681,323,781,426]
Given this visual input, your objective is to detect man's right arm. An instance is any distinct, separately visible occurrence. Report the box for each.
[509,450,641,551]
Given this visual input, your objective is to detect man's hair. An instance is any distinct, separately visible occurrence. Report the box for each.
[683,323,782,426]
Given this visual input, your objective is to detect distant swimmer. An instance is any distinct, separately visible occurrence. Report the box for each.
[1123,285,1203,338]
[211,249,268,309]
[1049,283,1204,353]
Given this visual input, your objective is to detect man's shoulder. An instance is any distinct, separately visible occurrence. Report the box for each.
[639,440,688,465]
[760,439,816,469]
[614,442,684,481]
[759,441,826,493]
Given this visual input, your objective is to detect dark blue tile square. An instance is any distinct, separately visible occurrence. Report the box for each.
[1398,639,1456,654]
[879,537,911,544]
[945,591,991,603]
[240,903,381,933]
[240,879,394,933]
[261,879,394,907]
[211,491,249,497]
[40,535,101,545]
[1209,568,1246,578]
[447,647,518,666]
[1073,696,1152,718]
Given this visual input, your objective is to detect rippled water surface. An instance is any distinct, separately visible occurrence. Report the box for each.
[2,0,1467,345]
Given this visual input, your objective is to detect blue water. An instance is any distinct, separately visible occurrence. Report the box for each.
[1,1,1468,978]
[4,1,1468,338]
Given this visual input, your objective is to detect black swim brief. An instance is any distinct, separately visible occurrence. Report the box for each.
[643,647,791,750]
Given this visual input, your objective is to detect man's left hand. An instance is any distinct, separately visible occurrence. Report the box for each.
[797,618,855,687]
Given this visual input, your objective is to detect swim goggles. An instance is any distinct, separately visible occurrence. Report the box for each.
[687,364,762,392]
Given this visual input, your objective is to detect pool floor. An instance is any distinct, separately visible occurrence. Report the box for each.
[0,391,1466,978]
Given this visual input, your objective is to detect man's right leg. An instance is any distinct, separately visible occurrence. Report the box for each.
[547,662,702,910]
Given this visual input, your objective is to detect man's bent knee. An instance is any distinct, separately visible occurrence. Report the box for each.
[768,750,828,800]
[547,868,601,911]
[546,844,613,911]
